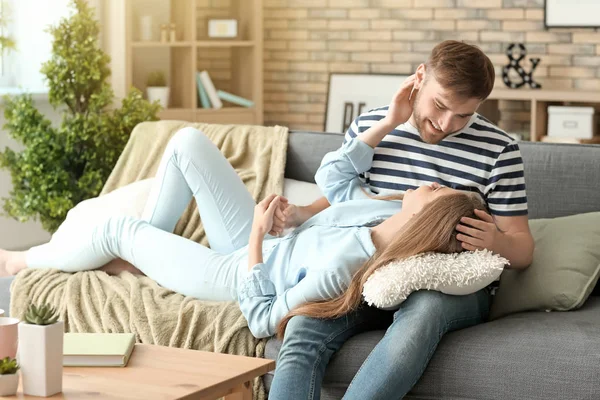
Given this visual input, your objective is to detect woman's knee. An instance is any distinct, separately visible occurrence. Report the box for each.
[169,127,211,155]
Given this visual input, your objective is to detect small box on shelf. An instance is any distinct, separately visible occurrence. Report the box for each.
[547,106,596,140]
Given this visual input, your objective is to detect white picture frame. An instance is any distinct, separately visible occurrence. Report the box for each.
[325,73,410,134]
[545,0,600,28]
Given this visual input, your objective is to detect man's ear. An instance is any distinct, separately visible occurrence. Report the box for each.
[414,64,426,90]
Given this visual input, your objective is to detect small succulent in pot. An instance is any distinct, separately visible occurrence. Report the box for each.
[24,303,59,325]
[0,357,20,396]
[0,357,19,375]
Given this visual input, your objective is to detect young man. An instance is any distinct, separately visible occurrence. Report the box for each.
[268,40,534,400]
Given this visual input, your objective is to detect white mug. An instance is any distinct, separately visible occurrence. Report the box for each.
[0,316,20,359]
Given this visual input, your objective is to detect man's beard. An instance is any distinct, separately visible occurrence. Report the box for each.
[411,92,442,145]
[411,93,457,145]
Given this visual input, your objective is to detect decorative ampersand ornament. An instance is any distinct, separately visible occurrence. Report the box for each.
[502,43,542,89]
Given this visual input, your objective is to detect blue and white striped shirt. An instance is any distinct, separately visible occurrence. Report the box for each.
[344,106,528,217]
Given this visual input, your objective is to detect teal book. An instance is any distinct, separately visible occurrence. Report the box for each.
[196,72,212,108]
[217,90,254,108]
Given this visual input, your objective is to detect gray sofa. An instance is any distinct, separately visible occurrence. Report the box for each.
[1,130,599,399]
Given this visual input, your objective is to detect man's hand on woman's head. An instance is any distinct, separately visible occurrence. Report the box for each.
[455,209,499,252]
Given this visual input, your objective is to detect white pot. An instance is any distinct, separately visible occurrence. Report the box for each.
[147,87,170,108]
[18,321,63,397]
[0,373,19,396]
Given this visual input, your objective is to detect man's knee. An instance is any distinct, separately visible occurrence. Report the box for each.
[399,290,448,315]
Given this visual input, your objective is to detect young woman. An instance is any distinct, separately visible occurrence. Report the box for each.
[0,122,484,339]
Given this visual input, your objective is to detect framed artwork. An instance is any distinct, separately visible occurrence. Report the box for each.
[545,0,600,28]
[324,73,409,134]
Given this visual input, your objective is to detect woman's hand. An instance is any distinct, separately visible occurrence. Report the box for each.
[383,74,417,128]
[269,197,313,236]
[252,194,281,239]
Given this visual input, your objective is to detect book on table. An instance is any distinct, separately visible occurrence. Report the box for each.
[63,332,136,367]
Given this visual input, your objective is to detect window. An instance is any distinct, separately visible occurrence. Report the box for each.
[0,0,70,93]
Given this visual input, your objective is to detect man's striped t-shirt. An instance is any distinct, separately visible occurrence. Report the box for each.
[343,106,528,217]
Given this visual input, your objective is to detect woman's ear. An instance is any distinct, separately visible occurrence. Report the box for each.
[414,64,426,90]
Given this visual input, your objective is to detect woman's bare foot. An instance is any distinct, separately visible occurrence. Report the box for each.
[0,249,27,277]
[98,259,145,276]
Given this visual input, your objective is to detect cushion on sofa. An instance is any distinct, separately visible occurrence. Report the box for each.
[363,250,506,310]
[51,178,154,241]
[282,178,323,205]
[490,212,600,320]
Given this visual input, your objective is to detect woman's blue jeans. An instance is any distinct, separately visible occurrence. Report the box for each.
[27,127,255,301]
[269,288,492,400]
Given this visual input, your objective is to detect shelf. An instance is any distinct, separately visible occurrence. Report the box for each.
[481,87,600,143]
[119,0,263,125]
[196,107,255,114]
[196,40,255,48]
[131,41,255,48]
[158,108,195,120]
[489,88,600,103]
[132,41,194,48]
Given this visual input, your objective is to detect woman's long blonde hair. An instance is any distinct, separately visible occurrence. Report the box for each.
[276,190,487,339]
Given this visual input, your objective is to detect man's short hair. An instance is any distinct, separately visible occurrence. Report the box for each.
[426,40,495,101]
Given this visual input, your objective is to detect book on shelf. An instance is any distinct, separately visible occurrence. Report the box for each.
[198,70,223,109]
[541,136,600,144]
[217,90,254,108]
[196,72,211,108]
[63,332,136,367]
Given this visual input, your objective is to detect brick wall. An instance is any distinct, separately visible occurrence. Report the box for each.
[259,0,600,137]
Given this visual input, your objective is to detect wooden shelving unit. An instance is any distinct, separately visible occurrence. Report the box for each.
[480,88,600,142]
[111,0,263,125]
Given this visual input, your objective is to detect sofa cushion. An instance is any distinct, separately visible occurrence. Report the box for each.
[52,179,154,241]
[490,212,600,320]
[264,297,600,400]
[282,178,322,206]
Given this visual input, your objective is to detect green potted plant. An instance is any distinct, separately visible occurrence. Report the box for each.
[0,357,19,396]
[146,70,169,108]
[0,0,160,233]
[18,303,63,397]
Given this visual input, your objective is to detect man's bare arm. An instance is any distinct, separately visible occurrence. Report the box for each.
[492,215,534,269]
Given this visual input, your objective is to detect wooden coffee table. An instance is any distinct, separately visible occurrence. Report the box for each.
[4,344,276,399]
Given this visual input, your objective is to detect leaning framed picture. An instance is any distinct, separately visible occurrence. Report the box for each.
[324,73,409,134]
[545,0,600,28]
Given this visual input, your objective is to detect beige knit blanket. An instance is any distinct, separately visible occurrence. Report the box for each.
[10,121,289,400]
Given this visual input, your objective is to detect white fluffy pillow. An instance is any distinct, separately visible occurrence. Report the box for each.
[52,178,155,241]
[363,250,508,310]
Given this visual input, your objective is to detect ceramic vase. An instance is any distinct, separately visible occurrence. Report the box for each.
[18,321,64,397]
